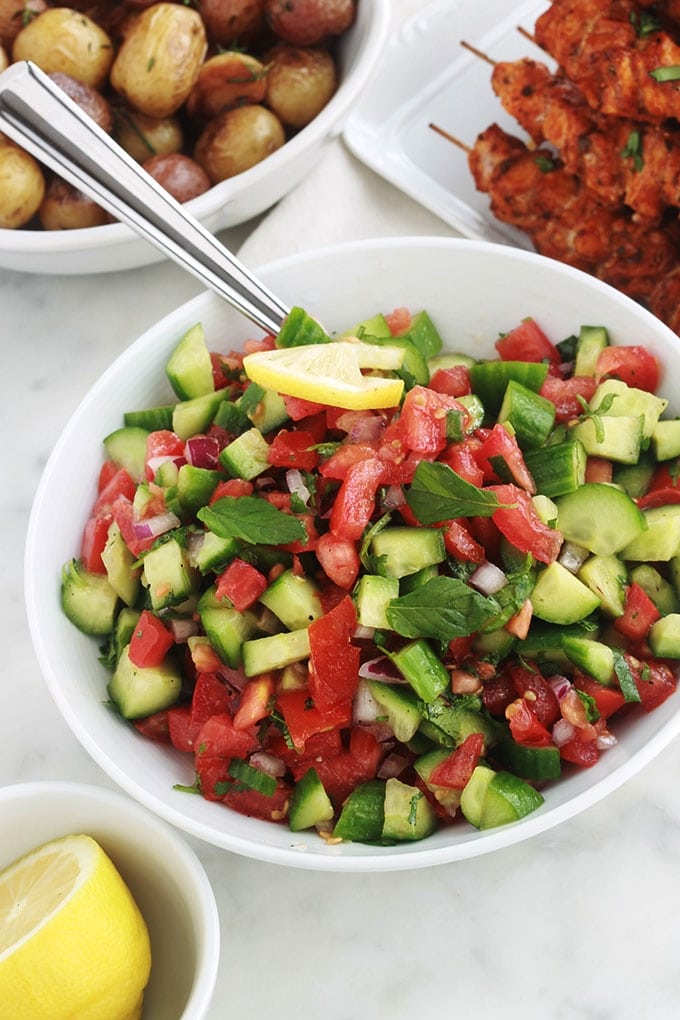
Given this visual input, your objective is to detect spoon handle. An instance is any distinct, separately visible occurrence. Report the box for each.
[0,61,290,335]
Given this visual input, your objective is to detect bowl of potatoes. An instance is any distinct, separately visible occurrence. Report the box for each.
[0,0,389,275]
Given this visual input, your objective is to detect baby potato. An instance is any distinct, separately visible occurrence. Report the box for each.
[0,41,7,72]
[114,108,183,163]
[194,104,285,183]
[199,0,265,46]
[48,72,113,133]
[110,3,207,118]
[12,8,114,89]
[0,0,48,51]
[263,0,356,46]
[186,51,268,122]
[265,44,336,128]
[142,152,211,203]
[0,141,45,228]
[39,175,109,229]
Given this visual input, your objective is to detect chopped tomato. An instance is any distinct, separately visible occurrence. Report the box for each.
[482,673,517,716]
[596,345,660,392]
[195,713,259,758]
[438,438,485,486]
[144,430,185,480]
[215,559,268,612]
[93,467,136,516]
[474,424,536,492]
[495,317,561,368]
[80,513,112,573]
[397,386,467,456]
[429,365,472,397]
[210,479,253,502]
[195,755,231,801]
[559,732,600,767]
[188,672,238,748]
[489,483,563,563]
[539,375,597,422]
[631,659,678,712]
[509,665,561,727]
[128,610,175,668]
[133,709,171,743]
[637,487,680,509]
[267,429,319,471]
[315,532,361,589]
[284,394,326,420]
[574,674,626,719]
[584,458,613,484]
[233,675,275,731]
[167,704,192,752]
[222,778,292,821]
[385,306,412,334]
[97,459,119,492]
[276,689,353,752]
[614,583,661,641]
[505,697,553,746]
[308,595,360,711]
[329,457,385,541]
[429,732,485,789]
[319,443,378,480]
[348,726,383,776]
[443,520,485,563]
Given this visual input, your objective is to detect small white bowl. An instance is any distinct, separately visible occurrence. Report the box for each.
[0,781,220,1019]
[25,237,680,871]
[0,0,389,276]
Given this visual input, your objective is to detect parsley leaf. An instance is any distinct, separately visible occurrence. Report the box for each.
[405,461,515,524]
[385,575,499,640]
[197,496,306,545]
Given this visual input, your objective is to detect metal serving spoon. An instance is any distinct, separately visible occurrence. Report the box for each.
[0,61,290,335]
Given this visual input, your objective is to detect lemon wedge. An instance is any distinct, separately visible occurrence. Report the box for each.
[243,340,405,410]
[0,833,151,1020]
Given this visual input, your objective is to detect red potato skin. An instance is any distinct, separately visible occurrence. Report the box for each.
[199,0,266,46]
[142,152,211,202]
[264,0,355,46]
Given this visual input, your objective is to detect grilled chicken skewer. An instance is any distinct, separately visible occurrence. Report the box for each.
[465,123,680,329]
[490,56,680,222]
[534,0,680,123]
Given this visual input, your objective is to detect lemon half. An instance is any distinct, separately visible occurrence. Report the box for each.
[243,340,405,410]
[0,833,151,1020]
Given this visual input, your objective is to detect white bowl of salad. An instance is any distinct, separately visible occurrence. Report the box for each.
[25,236,680,871]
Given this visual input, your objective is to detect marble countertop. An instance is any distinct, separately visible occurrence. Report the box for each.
[4,3,680,1016]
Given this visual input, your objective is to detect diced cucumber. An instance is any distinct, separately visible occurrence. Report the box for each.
[342,312,392,339]
[523,440,586,497]
[532,493,558,526]
[189,531,240,574]
[590,379,667,439]
[288,768,333,832]
[555,483,645,555]
[166,322,214,400]
[103,425,149,483]
[630,564,680,615]
[142,538,198,611]
[497,379,556,450]
[219,427,271,480]
[473,627,516,661]
[101,521,140,607]
[276,305,330,347]
[172,386,232,440]
[561,635,615,684]
[517,621,598,669]
[108,644,181,719]
[391,640,450,702]
[354,574,399,629]
[573,325,609,377]
[246,388,289,435]
[366,335,428,385]
[370,526,446,579]
[427,351,475,373]
[333,780,386,842]
[111,607,140,664]
[365,680,422,742]
[259,568,322,630]
[197,586,258,667]
[648,614,680,657]
[469,360,549,418]
[381,778,436,842]
[623,505,680,562]
[413,749,462,815]
[570,414,643,464]
[577,554,627,617]
[61,559,118,635]
[460,765,544,830]
[531,561,601,625]
[399,564,439,594]
[394,309,443,360]
[177,465,224,517]
[124,404,174,431]
[652,419,680,461]
[499,738,562,781]
[613,457,655,499]
[418,697,498,748]
[242,628,311,676]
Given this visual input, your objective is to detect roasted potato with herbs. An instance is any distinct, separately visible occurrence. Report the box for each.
[12,7,114,89]
[265,43,336,128]
[0,0,357,230]
[110,3,207,118]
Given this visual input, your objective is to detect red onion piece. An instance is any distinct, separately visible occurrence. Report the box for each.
[559,541,589,573]
[169,617,199,642]
[353,679,380,724]
[596,731,617,750]
[185,435,221,470]
[358,656,405,683]
[132,510,181,540]
[249,751,286,777]
[334,410,384,443]
[377,753,410,779]
[549,675,572,702]
[469,560,507,595]
[552,718,575,746]
[286,469,311,505]
[382,485,405,510]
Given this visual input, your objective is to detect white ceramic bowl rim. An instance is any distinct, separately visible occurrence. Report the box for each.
[0,0,391,258]
[24,236,680,872]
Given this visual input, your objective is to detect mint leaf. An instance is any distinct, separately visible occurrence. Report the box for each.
[385,576,498,640]
[612,648,642,703]
[227,758,277,796]
[197,496,306,545]
[405,461,515,524]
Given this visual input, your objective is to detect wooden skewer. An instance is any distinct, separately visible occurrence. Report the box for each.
[428,122,471,152]
[460,39,495,65]
[517,25,538,46]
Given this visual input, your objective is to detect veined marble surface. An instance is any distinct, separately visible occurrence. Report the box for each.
[3,2,680,1017]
